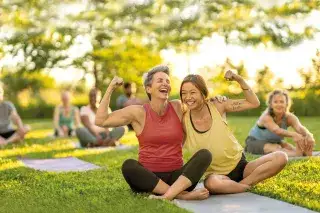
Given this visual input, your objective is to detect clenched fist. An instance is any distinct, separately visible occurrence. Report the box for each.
[225,70,243,82]
[110,76,124,89]
[224,70,237,81]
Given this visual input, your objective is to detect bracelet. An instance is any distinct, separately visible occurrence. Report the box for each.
[242,88,250,90]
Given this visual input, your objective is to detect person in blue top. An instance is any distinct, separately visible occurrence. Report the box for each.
[245,89,315,157]
[116,82,144,109]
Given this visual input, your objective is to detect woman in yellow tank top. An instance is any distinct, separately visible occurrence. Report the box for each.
[180,71,288,194]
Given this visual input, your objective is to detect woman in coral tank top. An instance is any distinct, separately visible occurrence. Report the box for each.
[95,65,212,201]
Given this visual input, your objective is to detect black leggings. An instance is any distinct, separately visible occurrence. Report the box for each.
[121,149,212,193]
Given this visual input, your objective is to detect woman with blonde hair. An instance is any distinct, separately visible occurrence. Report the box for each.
[53,90,80,137]
[245,89,315,156]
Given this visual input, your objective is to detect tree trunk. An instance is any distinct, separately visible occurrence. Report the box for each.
[93,63,99,89]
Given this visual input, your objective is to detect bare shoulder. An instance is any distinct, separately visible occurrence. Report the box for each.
[125,105,145,115]
[211,101,225,115]
[170,99,182,107]
[170,99,183,120]
[260,112,273,122]
[170,100,182,112]
[286,112,299,125]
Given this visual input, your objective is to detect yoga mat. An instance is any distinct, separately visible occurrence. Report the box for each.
[21,157,101,172]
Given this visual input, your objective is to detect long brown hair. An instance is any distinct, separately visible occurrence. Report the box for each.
[266,89,292,117]
[180,74,209,100]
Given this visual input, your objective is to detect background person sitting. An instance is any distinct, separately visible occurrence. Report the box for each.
[116,82,144,109]
[0,82,30,147]
[53,90,81,137]
[76,88,125,147]
[245,89,315,157]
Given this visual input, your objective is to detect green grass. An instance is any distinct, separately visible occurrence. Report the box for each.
[0,117,319,213]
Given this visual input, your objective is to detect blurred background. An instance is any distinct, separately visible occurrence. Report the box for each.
[0,0,319,118]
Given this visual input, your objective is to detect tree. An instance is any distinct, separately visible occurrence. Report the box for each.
[255,65,275,94]
[0,70,56,103]
[199,58,249,95]
[298,49,320,89]
[1,0,319,86]
[73,41,161,90]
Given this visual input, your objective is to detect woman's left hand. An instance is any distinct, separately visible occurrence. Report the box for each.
[224,70,241,81]
[305,134,315,150]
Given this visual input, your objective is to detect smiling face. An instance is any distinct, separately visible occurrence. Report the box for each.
[146,72,171,101]
[270,94,287,115]
[181,82,205,110]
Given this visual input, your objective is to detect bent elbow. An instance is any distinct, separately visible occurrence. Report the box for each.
[273,128,282,135]
[254,99,260,108]
[95,118,104,127]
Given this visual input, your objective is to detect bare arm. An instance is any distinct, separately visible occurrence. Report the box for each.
[288,114,313,137]
[81,115,99,136]
[11,111,24,130]
[74,108,81,128]
[53,106,62,131]
[95,76,139,128]
[11,110,27,137]
[261,115,304,142]
[288,114,315,149]
[222,70,260,114]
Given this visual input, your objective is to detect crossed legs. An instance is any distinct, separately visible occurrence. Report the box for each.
[204,151,287,194]
[121,149,212,200]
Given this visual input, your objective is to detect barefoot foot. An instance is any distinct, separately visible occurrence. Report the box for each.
[179,188,210,200]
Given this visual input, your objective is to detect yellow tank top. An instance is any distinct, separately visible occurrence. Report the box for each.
[184,102,243,176]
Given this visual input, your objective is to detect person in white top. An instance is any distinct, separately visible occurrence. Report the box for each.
[76,88,125,147]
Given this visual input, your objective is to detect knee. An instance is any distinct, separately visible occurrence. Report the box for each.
[24,125,31,133]
[75,127,86,136]
[204,178,220,192]
[273,151,288,168]
[121,159,138,177]
[264,144,281,154]
[196,149,212,164]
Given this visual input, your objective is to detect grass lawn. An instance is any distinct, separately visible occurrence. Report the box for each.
[0,117,319,213]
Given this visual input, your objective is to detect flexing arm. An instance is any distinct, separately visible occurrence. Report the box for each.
[95,76,138,128]
[223,70,260,113]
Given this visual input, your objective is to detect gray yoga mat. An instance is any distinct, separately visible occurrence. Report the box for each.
[21,157,101,172]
